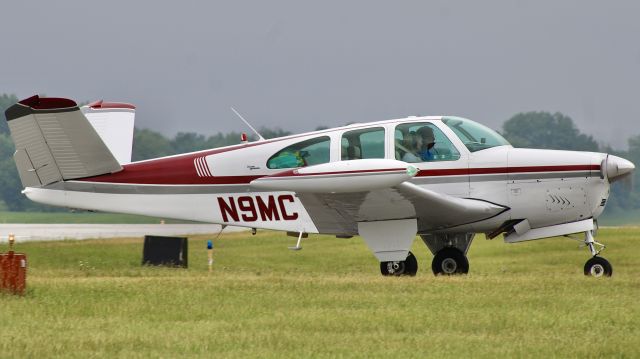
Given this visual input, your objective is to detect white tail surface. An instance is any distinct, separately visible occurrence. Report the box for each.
[82,100,136,164]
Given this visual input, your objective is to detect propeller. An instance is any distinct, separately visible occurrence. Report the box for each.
[603,154,635,183]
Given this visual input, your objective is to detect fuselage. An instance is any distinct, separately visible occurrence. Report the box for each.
[23,116,614,236]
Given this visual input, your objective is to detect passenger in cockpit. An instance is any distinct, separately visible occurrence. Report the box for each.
[402,131,421,163]
[417,126,437,161]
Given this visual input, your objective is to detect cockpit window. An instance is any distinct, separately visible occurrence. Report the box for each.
[267,136,330,169]
[442,116,510,152]
[395,122,460,162]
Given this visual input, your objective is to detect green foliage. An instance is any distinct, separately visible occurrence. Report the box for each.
[502,111,599,151]
[0,133,56,211]
[131,128,174,161]
[171,132,210,154]
[0,133,21,209]
[256,127,291,140]
[602,134,640,211]
[0,93,19,135]
[132,128,242,161]
[629,134,640,167]
[132,127,291,161]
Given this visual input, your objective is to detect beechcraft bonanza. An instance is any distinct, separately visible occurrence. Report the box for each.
[5,96,636,277]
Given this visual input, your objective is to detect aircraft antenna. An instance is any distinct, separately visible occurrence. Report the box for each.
[230,107,265,141]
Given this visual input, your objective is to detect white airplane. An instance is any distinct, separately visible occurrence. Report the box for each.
[5,96,635,277]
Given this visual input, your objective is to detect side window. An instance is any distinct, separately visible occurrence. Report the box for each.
[267,136,331,169]
[341,127,385,160]
[394,122,460,162]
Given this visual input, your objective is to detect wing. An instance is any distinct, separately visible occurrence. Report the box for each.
[297,183,508,234]
[250,160,509,235]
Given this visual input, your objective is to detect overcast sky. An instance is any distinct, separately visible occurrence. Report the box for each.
[1,1,639,148]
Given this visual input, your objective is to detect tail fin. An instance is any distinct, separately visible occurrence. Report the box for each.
[82,100,136,164]
[5,95,122,188]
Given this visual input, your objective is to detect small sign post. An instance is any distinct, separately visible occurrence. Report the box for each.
[8,233,15,253]
[207,240,214,272]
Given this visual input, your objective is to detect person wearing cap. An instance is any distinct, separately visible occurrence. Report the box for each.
[416,126,437,161]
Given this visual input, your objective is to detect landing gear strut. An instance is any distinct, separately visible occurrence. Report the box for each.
[421,233,474,276]
[380,251,418,276]
[583,231,612,277]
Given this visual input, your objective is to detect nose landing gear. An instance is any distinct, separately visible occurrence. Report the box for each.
[583,230,612,277]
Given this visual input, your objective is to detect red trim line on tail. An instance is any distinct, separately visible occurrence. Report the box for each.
[88,100,136,110]
[19,95,77,109]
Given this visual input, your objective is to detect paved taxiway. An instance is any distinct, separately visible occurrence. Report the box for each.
[0,224,245,242]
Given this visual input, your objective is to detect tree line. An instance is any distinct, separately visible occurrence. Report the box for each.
[0,93,638,213]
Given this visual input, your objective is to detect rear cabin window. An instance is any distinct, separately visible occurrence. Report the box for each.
[266,136,331,169]
[341,127,385,160]
[394,122,460,162]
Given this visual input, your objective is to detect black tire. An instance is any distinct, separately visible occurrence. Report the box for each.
[584,256,612,277]
[404,251,418,276]
[432,248,469,276]
[380,251,418,276]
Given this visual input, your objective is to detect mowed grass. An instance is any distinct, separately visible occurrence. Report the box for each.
[1,229,639,358]
[0,211,194,224]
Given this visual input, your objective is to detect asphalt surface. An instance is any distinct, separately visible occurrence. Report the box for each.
[0,224,245,242]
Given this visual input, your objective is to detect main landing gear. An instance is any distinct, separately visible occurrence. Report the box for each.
[380,251,418,276]
[432,248,469,275]
[582,230,612,277]
[378,248,471,276]
[422,233,473,276]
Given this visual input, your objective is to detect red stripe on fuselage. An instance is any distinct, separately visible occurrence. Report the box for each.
[81,151,600,186]
[82,146,259,185]
[416,164,600,177]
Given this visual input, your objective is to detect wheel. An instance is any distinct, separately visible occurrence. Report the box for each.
[404,252,418,276]
[380,251,418,276]
[431,248,469,275]
[584,256,612,277]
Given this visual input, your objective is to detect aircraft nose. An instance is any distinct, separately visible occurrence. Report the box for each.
[605,154,635,182]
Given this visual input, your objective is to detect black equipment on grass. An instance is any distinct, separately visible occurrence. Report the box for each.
[142,235,188,268]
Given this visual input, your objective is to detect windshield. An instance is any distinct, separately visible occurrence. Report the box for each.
[442,116,510,152]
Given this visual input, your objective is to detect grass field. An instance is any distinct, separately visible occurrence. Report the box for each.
[1,229,639,358]
[0,209,638,226]
[0,211,194,224]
